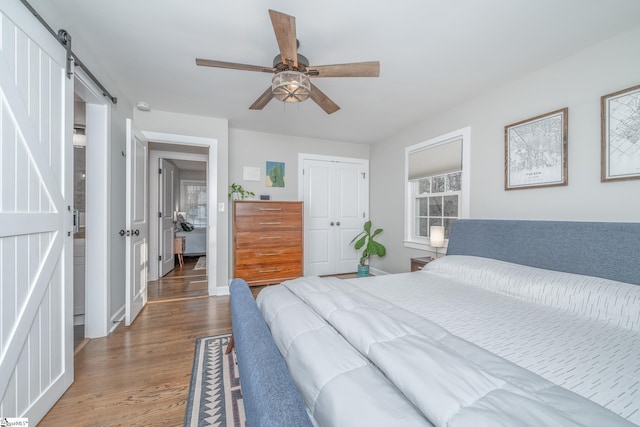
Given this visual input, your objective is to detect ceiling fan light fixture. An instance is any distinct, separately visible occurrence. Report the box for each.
[272,70,311,103]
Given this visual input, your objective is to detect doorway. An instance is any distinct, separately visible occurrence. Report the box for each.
[148,145,210,301]
[73,69,111,339]
[298,154,369,276]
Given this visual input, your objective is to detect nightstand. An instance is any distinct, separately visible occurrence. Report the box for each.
[410,256,433,272]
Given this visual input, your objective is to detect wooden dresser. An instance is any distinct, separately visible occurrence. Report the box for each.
[233,201,303,286]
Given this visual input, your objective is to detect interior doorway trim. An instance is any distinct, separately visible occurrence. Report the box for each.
[148,150,208,281]
[74,68,111,338]
[143,131,218,296]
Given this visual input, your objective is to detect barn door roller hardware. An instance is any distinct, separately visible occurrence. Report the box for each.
[19,0,118,104]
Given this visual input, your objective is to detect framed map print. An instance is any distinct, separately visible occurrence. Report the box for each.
[601,84,640,182]
[505,108,568,190]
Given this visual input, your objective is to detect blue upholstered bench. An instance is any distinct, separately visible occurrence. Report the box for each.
[229,279,312,427]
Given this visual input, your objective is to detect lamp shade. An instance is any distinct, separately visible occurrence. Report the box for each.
[272,70,311,103]
[430,225,445,248]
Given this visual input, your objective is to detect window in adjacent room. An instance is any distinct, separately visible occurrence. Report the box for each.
[181,180,207,228]
[405,127,470,250]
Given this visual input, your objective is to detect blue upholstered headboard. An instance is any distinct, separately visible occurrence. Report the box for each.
[446,219,640,286]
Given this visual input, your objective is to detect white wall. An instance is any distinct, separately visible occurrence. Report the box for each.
[229,128,370,200]
[370,25,640,274]
[134,110,229,292]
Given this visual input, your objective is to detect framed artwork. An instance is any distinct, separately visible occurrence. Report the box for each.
[266,161,285,187]
[601,84,640,182]
[504,108,568,190]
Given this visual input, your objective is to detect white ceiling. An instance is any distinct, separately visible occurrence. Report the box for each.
[29,0,640,144]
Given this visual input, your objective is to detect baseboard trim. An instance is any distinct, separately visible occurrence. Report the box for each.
[369,267,390,276]
[110,305,125,333]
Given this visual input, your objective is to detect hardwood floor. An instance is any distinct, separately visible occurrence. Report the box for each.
[148,256,209,302]
[43,261,357,426]
[42,256,228,426]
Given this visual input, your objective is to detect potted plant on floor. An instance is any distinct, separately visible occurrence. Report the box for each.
[350,220,386,277]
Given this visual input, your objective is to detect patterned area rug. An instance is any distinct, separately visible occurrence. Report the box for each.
[184,334,246,427]
[194,256,206,270]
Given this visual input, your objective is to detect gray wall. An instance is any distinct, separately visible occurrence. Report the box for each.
[229,128,370,201]
[370,25,640,274]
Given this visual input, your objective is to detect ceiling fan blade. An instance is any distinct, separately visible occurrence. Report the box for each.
[269,10,298,67]
[308,61,380,78]
[309,83,340,115]
[196,58,274,73]
[249,86,275,110]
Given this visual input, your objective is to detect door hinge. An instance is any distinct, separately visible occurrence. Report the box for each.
[158,255,162,261]
[302,169,305,175]
[158,212,162,218]
[159,168,162,174]
[362,172,366,179]
[363,212,365,218]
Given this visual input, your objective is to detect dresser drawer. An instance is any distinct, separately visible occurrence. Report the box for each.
[234,201,301,216]
[234,202,302,231]
[235,230,301,248]
[234,246,302,267]
[234,262,303,285]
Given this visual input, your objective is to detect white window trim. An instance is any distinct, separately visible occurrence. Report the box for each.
[180,179,207,228]
[404,127,471,251]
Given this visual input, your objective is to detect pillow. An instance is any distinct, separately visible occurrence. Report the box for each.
[424,255,640,331]
[181,222,194,232]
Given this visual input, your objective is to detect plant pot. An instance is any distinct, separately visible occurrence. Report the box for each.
[357,264,369,277]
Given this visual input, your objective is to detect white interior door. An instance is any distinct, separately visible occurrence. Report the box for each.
[125,119,148,326]
[303,158,368,276]
[0,1,73,422]
[159,159,176,276]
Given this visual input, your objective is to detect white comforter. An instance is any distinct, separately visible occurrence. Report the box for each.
[257,261,637,426]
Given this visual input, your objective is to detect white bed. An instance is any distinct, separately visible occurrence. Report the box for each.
[231,219,640,427]
[257,255,640,426]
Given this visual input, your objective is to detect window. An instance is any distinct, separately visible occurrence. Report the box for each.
[405,127,470,250]
[181,180,207,228]
[411,171,461,240]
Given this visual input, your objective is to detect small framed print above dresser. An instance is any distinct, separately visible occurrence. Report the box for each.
[232,201,304,286]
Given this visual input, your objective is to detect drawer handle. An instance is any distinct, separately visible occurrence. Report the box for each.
[258,252,282,257]
[259,208,282,211]
[259,236,282,240]
[258,269,281,273]
[259,222,282,225]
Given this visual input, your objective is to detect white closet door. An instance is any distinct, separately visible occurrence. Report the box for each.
[0,0,73,422]
[303,158,368,276]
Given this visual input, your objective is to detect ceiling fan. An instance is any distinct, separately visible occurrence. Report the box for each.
[196,9,380,115]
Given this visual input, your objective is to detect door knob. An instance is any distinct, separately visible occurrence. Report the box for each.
[119,229,126,237]
[336,222,341,226]
[330,222,335,226]
[133,229,140,236]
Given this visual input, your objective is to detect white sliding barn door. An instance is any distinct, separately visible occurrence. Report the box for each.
[0,0,73,423]
[125,119,148,326]
[159,159,176,276]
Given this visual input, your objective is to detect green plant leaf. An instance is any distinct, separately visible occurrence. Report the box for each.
[363,220,372,233]
[354,235,366,250]
[350,231,364,244]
